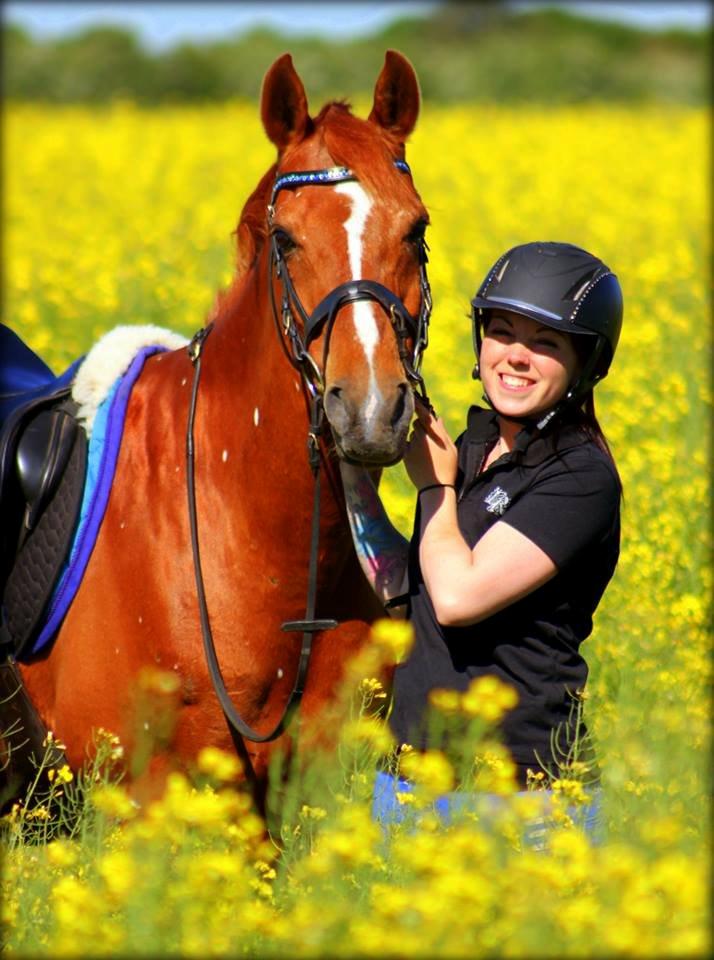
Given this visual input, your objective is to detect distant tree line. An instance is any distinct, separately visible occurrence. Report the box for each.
[2,4,710,105]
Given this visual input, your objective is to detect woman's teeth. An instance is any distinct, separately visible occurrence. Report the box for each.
[501,374,531,388]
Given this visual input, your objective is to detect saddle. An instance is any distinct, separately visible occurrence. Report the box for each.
[0,326,87,662]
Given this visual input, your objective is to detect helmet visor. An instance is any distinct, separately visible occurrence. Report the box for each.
[471,295,598,338]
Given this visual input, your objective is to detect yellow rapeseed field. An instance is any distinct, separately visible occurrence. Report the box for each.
[1,100,710,956]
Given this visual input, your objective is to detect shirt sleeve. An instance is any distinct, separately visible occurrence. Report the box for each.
[499,445,620,570]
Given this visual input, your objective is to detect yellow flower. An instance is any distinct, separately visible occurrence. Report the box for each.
[428,688,462,713]
[51,874,96,934]
[473,743,518,795]
[300,804,328,821]
[551,778,590,807]
[358,677,387,697]
[340,716,395,753]
[56,764,74,784]
[46,841,78,868]
[370,619,414,663]
[1,98,708,958]
[395,790,416,806]
[94,728,125,761]
[98,850,136,901]
[91,784,138,821]
[197,746,242,782]
[461,675,518,723]
[399,749,455,800]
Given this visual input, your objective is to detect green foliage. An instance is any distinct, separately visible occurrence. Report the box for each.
[1,5,710,105]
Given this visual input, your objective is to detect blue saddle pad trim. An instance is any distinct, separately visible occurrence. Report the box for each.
[30,344,171,656]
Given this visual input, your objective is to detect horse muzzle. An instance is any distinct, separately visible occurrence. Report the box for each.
[324,377,414,467]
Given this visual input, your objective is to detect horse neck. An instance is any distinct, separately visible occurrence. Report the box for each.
[197,262,348,536]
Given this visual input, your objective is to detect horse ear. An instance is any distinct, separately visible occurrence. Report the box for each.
[261,53,312,151]
[368,50,420,141]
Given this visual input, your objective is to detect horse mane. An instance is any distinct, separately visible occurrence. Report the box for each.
[230,100,415,284]
[316,101,408,199]
[232,160,278,281]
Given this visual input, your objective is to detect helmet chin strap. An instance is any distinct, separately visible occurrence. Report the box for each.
[473,361,554,431]
[480,389,542,429]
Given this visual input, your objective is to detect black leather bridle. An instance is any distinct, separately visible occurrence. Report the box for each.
[267,161,432,402]
[186,161,432,744]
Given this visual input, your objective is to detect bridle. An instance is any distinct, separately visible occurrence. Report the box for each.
[267,161,432,403]
[186,160,432,745]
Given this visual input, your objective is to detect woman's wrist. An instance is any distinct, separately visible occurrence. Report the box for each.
[418,483,456,495]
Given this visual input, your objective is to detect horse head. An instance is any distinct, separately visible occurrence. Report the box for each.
[238,51,430,467]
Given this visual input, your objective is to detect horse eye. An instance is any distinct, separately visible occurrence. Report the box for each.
[272,228,298,255]
[404,219,428,246]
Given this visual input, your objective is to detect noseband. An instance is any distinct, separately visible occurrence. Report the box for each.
[267,162,432,404]
[186,160,433,746]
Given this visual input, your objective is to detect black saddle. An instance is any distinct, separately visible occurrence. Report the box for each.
[0,326,87,661]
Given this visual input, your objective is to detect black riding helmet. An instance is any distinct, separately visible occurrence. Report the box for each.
[471,241,623,427]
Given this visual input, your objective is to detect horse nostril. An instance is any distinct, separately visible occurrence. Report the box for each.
[390,383,409,428]
[325,385,344,412]
[325,385,351,433]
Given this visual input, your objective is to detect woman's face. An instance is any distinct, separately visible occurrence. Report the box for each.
[479,310,580,420]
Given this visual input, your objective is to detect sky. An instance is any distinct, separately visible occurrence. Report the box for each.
[4,2,711,50]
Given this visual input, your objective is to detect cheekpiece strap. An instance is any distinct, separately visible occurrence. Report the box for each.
[270,160,411,206]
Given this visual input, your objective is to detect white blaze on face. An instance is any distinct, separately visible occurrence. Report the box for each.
[334,182,379,358]
[334,181,382,430]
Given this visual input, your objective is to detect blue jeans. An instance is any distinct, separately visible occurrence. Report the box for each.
[372,771,603,850]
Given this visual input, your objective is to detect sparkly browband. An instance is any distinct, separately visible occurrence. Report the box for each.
[270,160,411,206]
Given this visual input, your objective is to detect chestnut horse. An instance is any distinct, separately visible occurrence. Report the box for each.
[17,51,430,805]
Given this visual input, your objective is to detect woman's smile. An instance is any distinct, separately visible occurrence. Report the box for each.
[480,310,580,419]
[498,372,535,391]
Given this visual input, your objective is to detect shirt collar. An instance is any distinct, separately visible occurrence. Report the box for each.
[459,404,590,472]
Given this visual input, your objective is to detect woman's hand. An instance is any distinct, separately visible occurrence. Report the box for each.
[403,396,458,490]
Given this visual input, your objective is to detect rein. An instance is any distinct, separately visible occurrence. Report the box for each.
[186,160,432,744]
[186,325,333,743]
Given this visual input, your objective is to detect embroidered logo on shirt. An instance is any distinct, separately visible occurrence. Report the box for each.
[484,486,510,515]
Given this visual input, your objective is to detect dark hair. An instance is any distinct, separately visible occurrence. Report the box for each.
[567,339,622,496]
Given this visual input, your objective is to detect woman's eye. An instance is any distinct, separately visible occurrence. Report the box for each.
[536,338,559,349]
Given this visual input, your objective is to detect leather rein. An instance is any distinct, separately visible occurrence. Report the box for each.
[186,160,432,743]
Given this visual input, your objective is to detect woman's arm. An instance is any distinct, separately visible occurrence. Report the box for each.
[338,462,410,614]
[417,489,557,626]
[403,400,557,626]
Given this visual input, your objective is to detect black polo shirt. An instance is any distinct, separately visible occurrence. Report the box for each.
[390,405,621,786]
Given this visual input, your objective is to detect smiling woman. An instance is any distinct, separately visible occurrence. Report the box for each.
[478,311,579,440]
[339,240,625,829]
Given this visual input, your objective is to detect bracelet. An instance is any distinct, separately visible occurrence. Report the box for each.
[418,483,456,495]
